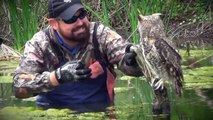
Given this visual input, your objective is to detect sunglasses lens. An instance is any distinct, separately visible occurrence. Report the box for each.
[63,17,77,24]
[79,10,87,19]
[63,10,87,24]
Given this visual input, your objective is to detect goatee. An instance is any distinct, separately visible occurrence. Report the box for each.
[58,24,90,43]
[72,24,90,42]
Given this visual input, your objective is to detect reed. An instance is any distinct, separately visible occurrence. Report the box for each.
[7,0,21,50]
[84,0,174,44]
[5,0,42,51]
[122,0,140,44]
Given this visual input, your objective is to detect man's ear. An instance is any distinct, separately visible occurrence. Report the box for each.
[48,18,58,30]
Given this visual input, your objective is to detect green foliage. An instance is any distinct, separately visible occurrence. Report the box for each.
[3,0,212,49]
[169,0,212,24]
[4,0,44,51]
[83,0,175,44]
[7,0,21,50]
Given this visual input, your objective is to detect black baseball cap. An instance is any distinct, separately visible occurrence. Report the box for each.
[48,0,84,20]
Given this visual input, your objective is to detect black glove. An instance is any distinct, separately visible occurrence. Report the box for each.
[123,44,138,66]
[55,61,91,84]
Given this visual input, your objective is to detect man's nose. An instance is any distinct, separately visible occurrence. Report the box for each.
[75,18,84,25]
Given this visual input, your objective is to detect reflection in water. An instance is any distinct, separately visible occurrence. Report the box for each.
[0,83,35,108]
[0,83,12,101]
[1,72,213,119]
[0,81,213,119]
[171,88,213,120]
[152,87,170,120]
[196,89,213,109]
[115,79,213,120]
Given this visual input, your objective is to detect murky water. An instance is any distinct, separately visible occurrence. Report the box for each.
[0,50,213,120]
[0,81,213,119]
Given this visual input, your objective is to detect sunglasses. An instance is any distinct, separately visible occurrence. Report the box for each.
[62,10,87,24]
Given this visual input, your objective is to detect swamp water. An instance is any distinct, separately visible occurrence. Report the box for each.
[0,50,213,120]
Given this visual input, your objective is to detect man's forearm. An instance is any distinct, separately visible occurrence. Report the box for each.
[13,71,59,98]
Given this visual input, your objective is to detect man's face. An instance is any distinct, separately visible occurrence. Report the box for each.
[56,9,90,43]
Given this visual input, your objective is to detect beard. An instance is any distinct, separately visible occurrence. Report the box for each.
[58,23,90,43]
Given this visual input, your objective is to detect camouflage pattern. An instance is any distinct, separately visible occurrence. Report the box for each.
[13,22,136,96]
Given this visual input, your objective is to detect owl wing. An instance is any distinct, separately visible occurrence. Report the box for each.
[154,38,183,96]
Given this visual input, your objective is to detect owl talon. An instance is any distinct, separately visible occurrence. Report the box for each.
[151,78,164,90]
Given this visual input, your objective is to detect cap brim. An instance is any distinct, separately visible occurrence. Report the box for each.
[59,4,83,20]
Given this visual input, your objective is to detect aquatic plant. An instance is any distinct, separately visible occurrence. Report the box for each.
[83,0,175,44]
[3,0,46,51]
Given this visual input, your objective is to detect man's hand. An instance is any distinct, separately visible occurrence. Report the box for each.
[55,61,91,84]
[123,44,138,66]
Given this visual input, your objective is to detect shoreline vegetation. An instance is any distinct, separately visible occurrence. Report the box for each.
[0,0,212,59]
[0,1,212,89]
[0,0,213,52]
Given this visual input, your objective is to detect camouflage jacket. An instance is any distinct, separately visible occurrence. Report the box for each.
[13,22,139,97]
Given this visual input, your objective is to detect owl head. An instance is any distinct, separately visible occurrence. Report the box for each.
[137,13,166,40]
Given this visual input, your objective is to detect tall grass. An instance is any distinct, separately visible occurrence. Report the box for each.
[123,0,140,44]
[4,0,43,51]
[7,0,21,50]
[84,0,174,44]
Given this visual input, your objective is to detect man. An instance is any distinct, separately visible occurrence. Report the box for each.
[13,0,142,112]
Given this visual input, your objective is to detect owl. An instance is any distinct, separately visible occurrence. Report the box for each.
[131,13,183,96]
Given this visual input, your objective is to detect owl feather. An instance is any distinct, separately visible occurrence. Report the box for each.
[132,13,183,96]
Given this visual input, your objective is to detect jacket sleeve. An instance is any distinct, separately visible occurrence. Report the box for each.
[12,32,55,98]
[96,23,143,77]
[95,23,126,64]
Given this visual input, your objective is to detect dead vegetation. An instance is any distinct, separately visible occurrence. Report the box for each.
[0,43,21,61]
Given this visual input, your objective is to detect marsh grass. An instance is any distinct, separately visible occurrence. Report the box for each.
[4,0,45,51]
[83,0,175,44]
[4,0,212,50]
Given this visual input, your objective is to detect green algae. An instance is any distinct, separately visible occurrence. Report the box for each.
[0,106,106,120]
[180,49,213,67]
[184,66,213,76]
[0,60,19,83]
[180,49,213,59]
[0,49,213,119]
[183,66,213,89]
